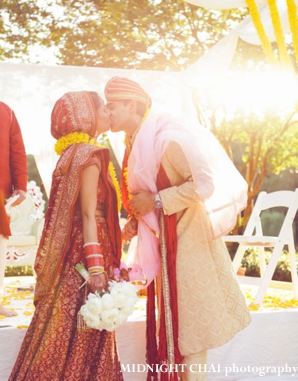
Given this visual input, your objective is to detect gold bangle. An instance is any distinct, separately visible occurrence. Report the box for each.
[88,267,105,274]
[90,271,106,276]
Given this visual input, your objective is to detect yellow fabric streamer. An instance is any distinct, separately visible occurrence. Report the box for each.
[286,0,298,67]
[245,0,278,64]
[267,0,292,67]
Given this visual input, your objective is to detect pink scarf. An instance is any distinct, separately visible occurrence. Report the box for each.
[126,107,247,286]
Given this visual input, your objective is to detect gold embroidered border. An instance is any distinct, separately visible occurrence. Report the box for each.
[159,210,175,368]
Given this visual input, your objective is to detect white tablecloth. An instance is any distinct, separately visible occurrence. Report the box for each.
[2,309,298,381]
[1,278,298,381]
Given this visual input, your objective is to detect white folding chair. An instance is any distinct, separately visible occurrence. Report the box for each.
[223,189,298,305]
[6,182,45,267]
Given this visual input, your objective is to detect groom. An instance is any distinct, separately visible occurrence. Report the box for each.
[104,77,251,381]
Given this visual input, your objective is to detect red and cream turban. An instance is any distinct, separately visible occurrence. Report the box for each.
[104,77,152,109]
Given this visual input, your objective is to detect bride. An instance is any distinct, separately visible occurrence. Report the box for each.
[9,91,124,381]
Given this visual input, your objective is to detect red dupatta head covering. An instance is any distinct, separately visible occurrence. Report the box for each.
[51,91,99,139]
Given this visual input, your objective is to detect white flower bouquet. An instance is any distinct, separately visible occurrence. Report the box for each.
[75,263,138,332]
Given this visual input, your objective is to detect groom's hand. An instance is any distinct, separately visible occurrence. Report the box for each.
[129,190,155,217]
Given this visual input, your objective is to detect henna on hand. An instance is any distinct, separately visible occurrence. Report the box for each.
[87,273,108,293]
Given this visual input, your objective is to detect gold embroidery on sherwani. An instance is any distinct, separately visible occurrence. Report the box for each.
[159,210,175,368]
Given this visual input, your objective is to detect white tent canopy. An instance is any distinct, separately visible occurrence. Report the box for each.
[184,0,296,86]
[185,0,267,9]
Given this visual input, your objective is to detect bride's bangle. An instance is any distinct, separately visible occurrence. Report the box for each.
[83,242,105,273]
[90,271,106,276]
[89,271,108,284]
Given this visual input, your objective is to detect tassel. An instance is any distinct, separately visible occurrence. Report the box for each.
[146,281,159,381]
[77,311,92,331]
[77,279,92,331]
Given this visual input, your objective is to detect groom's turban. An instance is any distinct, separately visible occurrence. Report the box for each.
[104,77,152,109]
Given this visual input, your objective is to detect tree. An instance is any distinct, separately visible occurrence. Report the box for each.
[2,0,297,234]
[0,0,248,70]
[193,77,298,232]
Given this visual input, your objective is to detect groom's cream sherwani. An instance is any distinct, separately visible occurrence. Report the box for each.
[159,141,251,356]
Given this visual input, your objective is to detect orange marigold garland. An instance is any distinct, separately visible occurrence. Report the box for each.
[122,107,151,214]
[107,161,122,213]
[123,167,131,201]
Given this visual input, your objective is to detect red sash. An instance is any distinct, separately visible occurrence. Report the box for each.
[121,151,183,379]
[146,164,183,381]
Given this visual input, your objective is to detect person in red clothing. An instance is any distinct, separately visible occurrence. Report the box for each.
[0,102,27,317]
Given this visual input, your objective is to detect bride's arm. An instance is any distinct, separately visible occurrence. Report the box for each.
[80,164,99,243]
[80,163,107,293]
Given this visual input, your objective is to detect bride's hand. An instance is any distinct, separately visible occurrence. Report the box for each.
[122,218,138,243]
[87,273,107,293]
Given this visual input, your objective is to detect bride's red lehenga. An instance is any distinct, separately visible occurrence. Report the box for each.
[9,140,124,380]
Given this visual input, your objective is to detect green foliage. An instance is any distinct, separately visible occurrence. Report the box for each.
[261,210,285,236]
[262,169,298,192]
[6,248,296,282]
[261,209,297,238]
[0,0,248,69]
[196,100,298,183]
[192,75,298,229]
[5,266,34,277]
[241,248,297,282]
